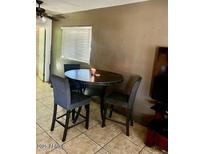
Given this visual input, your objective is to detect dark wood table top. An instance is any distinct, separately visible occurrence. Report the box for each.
[65,69,123,86]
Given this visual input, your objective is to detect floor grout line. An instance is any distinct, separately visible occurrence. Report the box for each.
[36,126,60,153]
[45,125,84,146]
[106,119,148,149]
[122,131,146,149]
[78,122,121,153]
[60,133,84,153]
[138,146,147,154]
[36,122,48,135]
[94,147,110,154]
[83,127,104,148]
[48,146,69,154]
[98,132,122,153]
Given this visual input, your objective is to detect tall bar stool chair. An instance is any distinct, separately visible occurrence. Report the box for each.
[64,64,83,121]
[50,75,91,142]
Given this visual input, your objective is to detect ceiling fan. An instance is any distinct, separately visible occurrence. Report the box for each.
[36,0,65,21]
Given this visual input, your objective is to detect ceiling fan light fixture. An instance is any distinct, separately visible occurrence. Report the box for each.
[41,16,46,22]
[36,16,46,26]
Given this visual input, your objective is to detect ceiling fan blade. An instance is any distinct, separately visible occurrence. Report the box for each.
[36,7,45,13]
[43,13,59,21]
[52,14,65,19]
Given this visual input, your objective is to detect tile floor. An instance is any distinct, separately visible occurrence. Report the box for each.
[36,77,167,154]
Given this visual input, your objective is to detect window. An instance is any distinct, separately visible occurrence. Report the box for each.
[61,26,92,63]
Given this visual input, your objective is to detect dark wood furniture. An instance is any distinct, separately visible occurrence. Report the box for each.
[145,47,168,152]
[150,47,168,97]
[145,105,168,151]
[102,75,142,136]
[64,69,123,125]
[65,69,123,86]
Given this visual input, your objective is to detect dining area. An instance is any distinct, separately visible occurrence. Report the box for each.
[51,64,141,139]
[36,64,165,154]
[36,0,168,153]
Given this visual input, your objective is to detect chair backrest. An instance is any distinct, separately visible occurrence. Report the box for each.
[128,75,142,109]
[64,64,80,72]
[50,75,71,109]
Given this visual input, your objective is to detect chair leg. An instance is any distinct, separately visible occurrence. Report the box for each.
[100,87,106,123]
[100,96,105,123]
[102,103,108,127]
[85,104,90,129]
[126,109,130,136]
[109,105,114,118]
[50,104,57,131]
[62,111,71,142]
[72,109,75,122]
[130,111,134,126]
[73,107,82,123]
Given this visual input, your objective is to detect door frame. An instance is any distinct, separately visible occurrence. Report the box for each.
[36,18,52,82]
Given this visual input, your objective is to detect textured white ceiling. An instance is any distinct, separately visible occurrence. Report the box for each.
[41,0,148,14]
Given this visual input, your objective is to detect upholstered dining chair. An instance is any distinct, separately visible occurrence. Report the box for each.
[64,64,82,121]
[64,64,82,92]
[64,64,80,71]
[50,75,91,142]
[102,75,142,136]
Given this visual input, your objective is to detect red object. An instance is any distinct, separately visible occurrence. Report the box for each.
[145,127,168,152]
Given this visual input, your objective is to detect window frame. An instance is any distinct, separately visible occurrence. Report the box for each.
[61,26,92,64]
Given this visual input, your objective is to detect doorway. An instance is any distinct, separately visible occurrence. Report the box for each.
[36,27,46,81]
[36,18,52,82]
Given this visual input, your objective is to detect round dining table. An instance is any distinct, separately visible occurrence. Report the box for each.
[65,69,123,125]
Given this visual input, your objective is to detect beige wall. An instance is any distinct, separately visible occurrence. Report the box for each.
[51,0,168,123]
[36,27,39,76]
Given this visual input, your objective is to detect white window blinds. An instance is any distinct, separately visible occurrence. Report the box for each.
[61,26,92,63]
